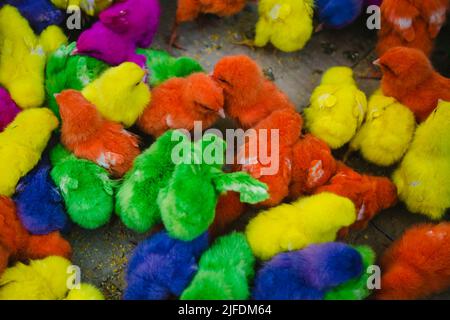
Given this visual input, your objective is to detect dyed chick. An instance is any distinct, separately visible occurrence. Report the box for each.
[377,0,449,56]
[0,108,58,196]
[0,196,71,275]
[50,0,114,16]
[5,0,64,34]
[57,89,140,178]
[315,0,364,29]
[393,100,450,220]
[252,242,365,300]
[0,256,104,300]
[0,87,20,132]
[75,21,147,67]
[377,223,450,300]
[137,49,204,87]
[158,134,268,241]
[304,66,367,149]
[116,131,183,233]
[14,158,69,235]
[181,232,255,300]
[50,144,115,230]
[376,47,450,122]
[99,0,161,48]
[325,245,376,300]
[246,192,356,260]
[82,62,151,127]
[45,42,109,119]
[349,90,416,166]
[253,0,314,52]
[138,73,224,138]
[172,0,247,47]
[124,231,209,300]
[315,162,398,232]
[0,5,67,109]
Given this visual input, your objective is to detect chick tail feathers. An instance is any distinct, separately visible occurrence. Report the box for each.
[21,232,72,261]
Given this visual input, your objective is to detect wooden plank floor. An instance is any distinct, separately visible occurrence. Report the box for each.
[67,1,450,300]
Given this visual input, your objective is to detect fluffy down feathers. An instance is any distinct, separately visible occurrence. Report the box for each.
[57,89,140,178]
[254,0,314,52]
[116,131,181,233]
[99,0,161,48]
[245,192,356,260]
[377,0,449,56]
[45,42,109,119]
[350,90,416,166]
[181,232,255,300]
[138,49,204,87]
[138,73,224,138]
[82,62,151,127]
[176,0,247,23]
[252,242,365,300]
[64,283,105,300]
[0,5,67,109]
[0,87,20,132]
[5,0,64,34]
[315,0,364,29]
[377,223,450,300]
[14,159,69,235]
[0,256,103,300]
[377,47,450,122]
[393,100,450,220]
[0,196,71,275]
[304,66,367,149]
[50,0,113,16]
[124,231,209,300]
[50,144,115,229]
[0,108,58,196]
[315,163,398,231]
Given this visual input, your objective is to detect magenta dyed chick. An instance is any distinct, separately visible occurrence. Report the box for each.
[0,88,21,132]
[75,21,146,67]
[99,0,161,48]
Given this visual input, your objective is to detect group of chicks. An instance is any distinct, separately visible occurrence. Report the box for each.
[0,0,450,301]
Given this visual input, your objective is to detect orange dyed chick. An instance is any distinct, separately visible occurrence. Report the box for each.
[377,223,450,300]
[377,0,449,56]
[376,47,450,122]
[57,89,140,178]
[137,73,225,137]
[0,196,71,275]
[314,162,398,232]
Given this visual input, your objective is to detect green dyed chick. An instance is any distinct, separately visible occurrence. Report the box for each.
[45,42,109,119]
[50,144,116,229]
[137,49,204,87]
[304,67,367,149]
[325,245,376,300]
[393,100,450,220]
[117,130,269,238]
[350,90,416,167]
[181,232,255,300]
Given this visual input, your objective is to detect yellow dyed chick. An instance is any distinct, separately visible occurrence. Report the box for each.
[0,109,58,196]
[254,0,314,52]
[0,256,104,300]
[304,67,367,149]
[51,0,113,16]
[350,90,416,167]
[393,100,450,220]
[82,62,151,127]
[0,5,67,109]
[245,192,356,260]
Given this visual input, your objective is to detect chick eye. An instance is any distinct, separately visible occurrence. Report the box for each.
[217,78,232,86]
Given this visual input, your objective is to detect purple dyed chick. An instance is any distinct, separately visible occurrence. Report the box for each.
[124,231,209,300]
[0,88,20,132]
[253,242,364,300]
[75,21,147,67]
[99,0,161,48]
[365,0,382,6]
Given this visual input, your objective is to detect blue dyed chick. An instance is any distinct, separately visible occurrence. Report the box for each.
[315,0,364,29]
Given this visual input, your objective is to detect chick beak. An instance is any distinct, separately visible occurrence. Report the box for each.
[71,48,79,56]
[373,59,381,67]
[218,109,226,119]
[53,93,60,99]
[315,23,324,33]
